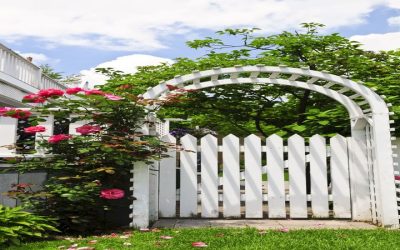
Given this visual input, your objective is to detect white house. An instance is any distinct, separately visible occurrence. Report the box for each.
[0,43,65,107]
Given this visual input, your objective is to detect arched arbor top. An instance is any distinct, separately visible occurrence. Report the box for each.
[143,65,390,122]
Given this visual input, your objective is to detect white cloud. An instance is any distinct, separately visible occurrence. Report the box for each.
[80,54,173,87]
[0,0,396,51]
[388,16,400,26]
[350,32,400,51]
[16,51,55,65]
[387,0,400,9]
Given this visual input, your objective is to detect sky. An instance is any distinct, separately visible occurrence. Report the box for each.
[0,0,400,85]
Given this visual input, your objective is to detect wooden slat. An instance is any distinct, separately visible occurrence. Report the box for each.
[0,116,18,155]
[35,115,54,154]
[266,134,286,218]
[201,134,218,218]
[180,134,198,217]
[158,134,177,217]
[222,134,240,218]
[244,134,263,218]
[17,172,47,206]
[310,135,329,217]
[288,134,307,218]
[347,136,372,220]
[330,135,351,218]
[131,161,150,228]
[68,116,89,135]
[0,173,18,207]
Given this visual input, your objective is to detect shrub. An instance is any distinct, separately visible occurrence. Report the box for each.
[0,205,59,247]
[2,88,167,234]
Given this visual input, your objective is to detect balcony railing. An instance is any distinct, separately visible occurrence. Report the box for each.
[0,43,65,91]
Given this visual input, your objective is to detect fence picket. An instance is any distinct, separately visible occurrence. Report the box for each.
[222,134,240,217]
[244,134,263,218]
[0,116,17,156]
[330,135,351,218]
[310,135,329,217]
[266,134,286,218]
[180,134,198,217]
[201,134,218,218]
[35,115,54,154]
[288,134,307,218]
[159,134,177,218]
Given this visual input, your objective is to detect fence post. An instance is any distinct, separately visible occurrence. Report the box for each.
[130,161,150,229]
[370,113,399,228]
[349,119,373,222]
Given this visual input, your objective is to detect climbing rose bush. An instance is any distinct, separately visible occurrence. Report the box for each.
[5,87,166,234]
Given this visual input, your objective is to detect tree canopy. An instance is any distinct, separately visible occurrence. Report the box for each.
[101,23,400,138]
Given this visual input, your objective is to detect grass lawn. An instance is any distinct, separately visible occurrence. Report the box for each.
[6,228,400,250]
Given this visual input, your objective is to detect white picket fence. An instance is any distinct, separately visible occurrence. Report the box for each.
[157,133,352,219]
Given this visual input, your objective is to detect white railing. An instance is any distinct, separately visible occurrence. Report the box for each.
[0,43,65,90]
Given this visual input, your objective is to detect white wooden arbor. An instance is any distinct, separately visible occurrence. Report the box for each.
[131,65,398,228]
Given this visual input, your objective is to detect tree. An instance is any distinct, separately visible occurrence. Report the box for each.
[40,64,63,80]
[101,23,400,138]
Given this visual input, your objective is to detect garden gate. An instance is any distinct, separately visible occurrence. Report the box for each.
[131,65,399,229]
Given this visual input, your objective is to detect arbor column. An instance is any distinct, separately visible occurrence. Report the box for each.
[349,118,373,221]
[371,113,399,228]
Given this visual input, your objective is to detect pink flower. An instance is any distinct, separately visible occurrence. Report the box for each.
[38,89,64,98]
[84,89,106,96]
[0,107,13,116]
[192,242,208,248]
[75,125,102,135]
[12,183,32,189]
[278,228,289,233]
[166,84,179,91]
[5,109,32,119]
[22,94,46,103]
[48,134,72,144]
[160,235,173,240]
[100,188,125,200]
[104,94,122,101]
[24,126,46,134]
[66,87,84,95]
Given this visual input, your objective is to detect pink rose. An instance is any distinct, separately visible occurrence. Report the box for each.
[0,107,13,116]
[38,89,64,98]
[75,125,102,135]
[100,189,125,200]
[48,134,72,144]
[104,94,122,101]
[166,84,179,91]
[22,94,46,103]
[66,87,84,95]
[5,109,32,119]
[24,126,46,134]
[84,89,106,96]
[192,242,208,247]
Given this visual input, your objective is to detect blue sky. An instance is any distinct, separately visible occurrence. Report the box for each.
[0,0,400,83]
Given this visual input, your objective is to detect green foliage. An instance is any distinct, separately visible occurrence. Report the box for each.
[39,64,63,80]
[0,205,59,247]
[9,90,166,234]
[101,23,400,138]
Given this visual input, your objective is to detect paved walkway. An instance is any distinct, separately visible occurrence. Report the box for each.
[152,219,377,230]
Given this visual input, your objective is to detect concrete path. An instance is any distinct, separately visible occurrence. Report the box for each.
[152,219,377,230]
